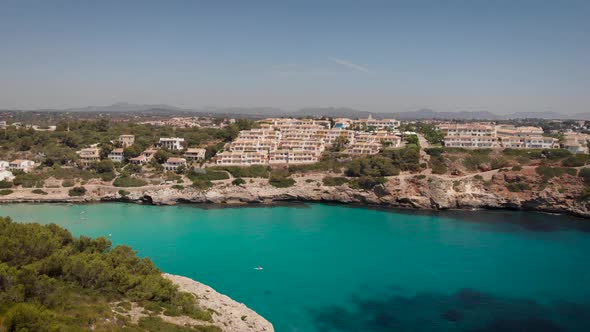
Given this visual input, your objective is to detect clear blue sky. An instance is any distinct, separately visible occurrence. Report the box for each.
[1,0,589,113]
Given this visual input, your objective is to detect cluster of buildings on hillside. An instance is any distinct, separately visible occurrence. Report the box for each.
[76,135,206,171]
[437,123,590,153]
[215,116,402,166]
[138,117,235,129]
[0,121,56,131]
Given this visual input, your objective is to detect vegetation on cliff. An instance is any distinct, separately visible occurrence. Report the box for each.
[0,217,217,331]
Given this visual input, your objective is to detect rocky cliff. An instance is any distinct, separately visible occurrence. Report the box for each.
[1,170,589,218]
[111,171,590,218]
[164,274,274,332]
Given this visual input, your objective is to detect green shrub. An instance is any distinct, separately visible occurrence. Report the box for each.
[171,184,185,190]
[562,154,589,167]
[113,176,147,187]
[463,153,490,171]
[322,176,349,186]
[68,186,86,196]
[232,178,246,186]
[511,165,523,171]
[424,147,444,156]
[430,156,447,174]
[506,182,531,192]
[269,176,296,188]
[491,157,508,170]
[0,217,214,330]
[118,189,130,196]
[13,172,45,188]
[349,176,387,190]
[31,189,48,195]
[0,189,13,195]
[578,168,590,185]
[192,178,213,190]
[188,169,229,182]
[536,166,577,181]
[99,171,116,182]
[212,165,269,178]
[62,180,75,187]
[0,180,13,188]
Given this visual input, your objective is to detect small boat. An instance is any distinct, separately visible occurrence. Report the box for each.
[254,266,264,271]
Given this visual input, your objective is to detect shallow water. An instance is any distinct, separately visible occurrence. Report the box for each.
[2,203,590,331]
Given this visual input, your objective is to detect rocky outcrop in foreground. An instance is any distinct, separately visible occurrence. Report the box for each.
[164,274,274,332]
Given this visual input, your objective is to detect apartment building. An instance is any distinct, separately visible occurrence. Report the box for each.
[355,131,401,147]
[439,123,559,149]
[438,123,497,138]
[184,148,206,161]
[118,134,135,148]
[444,136,499,148]
[163,157,187,171]
[353,115,400,129]
[314,128,355,145]
[269,150,320,164]
[346,142,382,155]
[215,151,268,166]
[77,147,101,166]
[108,148,124,162]
[562,133,590,154]
[129,155,147,165]
[0,161,9,170]
[159,137,186,151]
[228,139,279,153]
[214,117,395,165]
[237,129,281,140]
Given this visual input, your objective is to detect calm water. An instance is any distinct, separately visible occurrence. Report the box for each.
[2,203,590,331]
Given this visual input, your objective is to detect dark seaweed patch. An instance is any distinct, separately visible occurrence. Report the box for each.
[310,288,590,331]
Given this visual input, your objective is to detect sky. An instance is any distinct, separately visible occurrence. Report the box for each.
[0,0,589,114]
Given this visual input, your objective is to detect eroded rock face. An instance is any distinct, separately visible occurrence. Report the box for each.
[2,171,589,218]
[164,274,274,332]
[114,172,590,218]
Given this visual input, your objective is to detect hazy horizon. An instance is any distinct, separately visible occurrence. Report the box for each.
[1,0,589,114]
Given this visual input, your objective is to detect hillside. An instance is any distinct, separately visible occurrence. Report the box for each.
[0,218,272,331]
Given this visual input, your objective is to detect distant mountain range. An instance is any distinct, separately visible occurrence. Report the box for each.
[3,103,590,120]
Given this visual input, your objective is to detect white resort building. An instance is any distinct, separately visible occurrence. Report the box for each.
[438,123,559,149]
[159,137,186,151]
[215,117,402,166]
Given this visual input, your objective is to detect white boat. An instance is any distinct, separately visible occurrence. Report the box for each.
[254,266,264,271]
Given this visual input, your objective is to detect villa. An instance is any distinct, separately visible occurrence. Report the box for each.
[184,148,206,161]
[9,159,36,173]
[163,157,187,171]
[77,147,101,167]
[118,134,135,148]
[108,148,125,162]
[159,137,186,151]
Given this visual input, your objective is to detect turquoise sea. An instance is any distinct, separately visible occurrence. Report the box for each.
[2,203,590,331]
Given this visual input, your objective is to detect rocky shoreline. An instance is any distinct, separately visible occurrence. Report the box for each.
[1,170,589,218]
[164,274,274,332]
